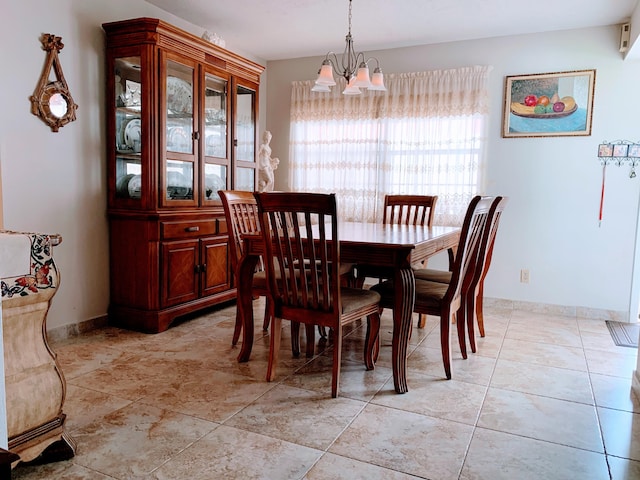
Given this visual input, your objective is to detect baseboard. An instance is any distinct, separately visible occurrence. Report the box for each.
[484,297,629,323]
[46,315,109,343]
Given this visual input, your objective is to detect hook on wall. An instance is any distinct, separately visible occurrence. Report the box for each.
[597,140,640,178]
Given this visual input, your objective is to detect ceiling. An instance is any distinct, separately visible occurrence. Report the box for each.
[145,0,639,61]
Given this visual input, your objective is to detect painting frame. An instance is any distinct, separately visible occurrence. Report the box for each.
[502,69,596,138]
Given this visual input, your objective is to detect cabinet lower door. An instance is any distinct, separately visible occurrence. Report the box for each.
[201,236,230,297]
[162,239,199,307]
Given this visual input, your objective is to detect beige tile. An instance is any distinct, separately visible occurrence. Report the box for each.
[330,403,473,479]
[578,318,610,335]
[55,342,137,380]
[371,370,487,425]
[138,368,278,423]
[607,456,640,480]
[283,354,393,401]
[64,384,132,432]
[467,331,505,359]
[585,347,638,378]
[591,373,640,413]
[68,354,207,401]
[407,343,497,385]
[12,461,113,479]
[17,302,640,480]
[581,329,630,353]
[149,424,321,480]
[304,453,418,479]
[460,428,609,480]
[499,338,587,371]
[598,407,640,461]
[505,319,582,348]
[224,384,365,450]
[478,388,603,452]
[491,359,593,404]
[418,324,505,359]
[71,402,217,478]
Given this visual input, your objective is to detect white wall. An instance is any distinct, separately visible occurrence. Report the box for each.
[265,26,640,320]
[0,0,266,332]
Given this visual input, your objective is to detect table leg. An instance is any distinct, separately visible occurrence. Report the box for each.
[237,254,259,362]
[391,267,415,394]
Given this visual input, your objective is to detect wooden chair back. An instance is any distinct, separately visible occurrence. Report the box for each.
[383,195,438,227]
[219,190,262,272]
[443,195,493,314]
[255,191,381,397]
[255,192,341,327]
[467,196,508,344]
[474,196,508,288]
[219,190,270,345]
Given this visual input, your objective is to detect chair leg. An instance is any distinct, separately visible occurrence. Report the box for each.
[266,316,282,382]
[456,306,467,360]
[262,297,271,331]
[232,306,243,346]
[291,321,301,358]
[318,325,328,339]
[466,290,477,354]
[331,325,343,398]
[476,282,486,337]
[440,310,453,380]
[417,313,427,328]
[364,312,380,370]
[305,324,316,357]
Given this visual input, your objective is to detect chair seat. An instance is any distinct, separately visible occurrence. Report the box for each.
[252,271,268,290]
[371,279,448,312]
[340,287,381,314]
[414,268,452,284]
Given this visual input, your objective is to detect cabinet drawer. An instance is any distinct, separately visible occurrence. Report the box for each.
[161,220,216,239]
[217,218,228,234]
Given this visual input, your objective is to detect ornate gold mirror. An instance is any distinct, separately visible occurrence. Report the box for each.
[30,34,78,132]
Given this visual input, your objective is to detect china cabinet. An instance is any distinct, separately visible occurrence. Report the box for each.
[103,18,264,332]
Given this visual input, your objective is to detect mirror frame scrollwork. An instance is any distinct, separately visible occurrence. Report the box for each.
[30,34,78,132]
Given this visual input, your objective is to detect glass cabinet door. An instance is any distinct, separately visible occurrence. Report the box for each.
[114,56,142,200]
[203,72,228,202]
[234,83,257,191]
[164,59,196,202]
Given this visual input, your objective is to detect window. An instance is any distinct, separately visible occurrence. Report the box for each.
[289,66,491,225]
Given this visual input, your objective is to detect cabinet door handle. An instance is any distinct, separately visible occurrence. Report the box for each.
[193,131,200,140]
[185,226,200,232]
[194,264,201,273]
[201,263,207,272]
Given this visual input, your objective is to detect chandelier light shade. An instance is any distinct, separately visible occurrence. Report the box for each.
[313,0,386,95]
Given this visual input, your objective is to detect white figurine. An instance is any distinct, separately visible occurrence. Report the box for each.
[257,131,279,192]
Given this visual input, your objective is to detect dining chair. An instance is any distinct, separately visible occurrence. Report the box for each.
[254,191,381,398]
[414,196,508,353]
[371,195,492,379]
[355,194,438,326]
[219,190,271,347]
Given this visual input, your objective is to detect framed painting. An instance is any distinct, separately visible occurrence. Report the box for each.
[502,69,596,138]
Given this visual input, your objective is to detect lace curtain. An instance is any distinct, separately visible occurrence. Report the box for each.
[289,65,491,225]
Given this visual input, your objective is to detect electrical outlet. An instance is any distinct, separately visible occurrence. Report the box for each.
[520,269,530,284]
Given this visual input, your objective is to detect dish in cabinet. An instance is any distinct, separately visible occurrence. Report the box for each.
[167,77,193,115]
[124,118,142,151]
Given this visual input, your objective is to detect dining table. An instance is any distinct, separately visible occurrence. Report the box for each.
[235,221,461,394]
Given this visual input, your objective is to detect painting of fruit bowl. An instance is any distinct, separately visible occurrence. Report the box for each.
[502,70,595,138]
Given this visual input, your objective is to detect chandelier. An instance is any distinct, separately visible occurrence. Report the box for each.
[312,0,386,95]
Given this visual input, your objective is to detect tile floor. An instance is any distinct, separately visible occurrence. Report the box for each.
[11,300,640,480]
